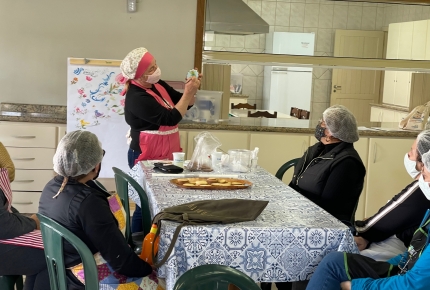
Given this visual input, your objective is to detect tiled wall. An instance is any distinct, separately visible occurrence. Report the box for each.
[205,0,430,122]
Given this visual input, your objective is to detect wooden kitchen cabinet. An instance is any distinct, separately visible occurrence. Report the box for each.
[179,130,188,158]
[352,137,369,221]
[382,71,411,108]
[364,138,413,217]
[249,133,310,183]
[398,22,413,60]
[370,106,408,123]
[386,23,400,59]
[412,20,428,60]
[0,122,59,213]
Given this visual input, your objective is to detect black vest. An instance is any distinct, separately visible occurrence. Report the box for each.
[290,142,366,221]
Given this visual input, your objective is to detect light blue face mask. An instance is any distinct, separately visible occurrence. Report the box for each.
[418,175,430,200]
[404,153,420,179]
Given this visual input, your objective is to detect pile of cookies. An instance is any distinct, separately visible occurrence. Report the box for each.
[174,177,247,187]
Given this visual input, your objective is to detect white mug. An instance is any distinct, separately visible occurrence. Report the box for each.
[172,152,185,168]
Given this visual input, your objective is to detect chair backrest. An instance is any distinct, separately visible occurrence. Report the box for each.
[275,158,300,181]
[112,167,152,238]
[290,107,302,118]
[299,110,310,120]
[173,264,260,290]
[93,180,108,192]
[247,111,277,118]
[0,275,23,290]
[37,214,99,290]
[231,103,256,110]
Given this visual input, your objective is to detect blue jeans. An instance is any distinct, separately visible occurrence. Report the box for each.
[306,252,349,290]
[128,148,143,233]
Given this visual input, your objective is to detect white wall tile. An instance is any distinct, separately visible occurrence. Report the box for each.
[306,0,320,3]
[361,6,377,30]
[316,28,333,53]
[333,5,348,29]
[305,4,320,28]
[215,34,231,47]
[375,7,384,30]
[240,65,257,76]
[249,65,264,76]
[242,76,257,98]
[312,102,330,119]
[274,26,290,32]
[245,34,260,49]
[319,4,334,29]
[313,79,330,102]
[261,1,277,25]
[276,2,291,26]
[290,3,306,27]
[290,26,304,32]
[246,48,265,53]
[347,6,363,30]
[259,34,266,49]
[247,1,262,15]
[230,35,245,48]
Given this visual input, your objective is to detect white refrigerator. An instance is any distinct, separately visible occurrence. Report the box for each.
[263,32,315,114]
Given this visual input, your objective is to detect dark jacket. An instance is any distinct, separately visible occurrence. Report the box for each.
[290,142,366,222]
[0,188,36,240]
[38,176,152,288]
[355,180,430,247]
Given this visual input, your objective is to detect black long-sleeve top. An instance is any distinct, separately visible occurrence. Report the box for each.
[290,142,366,222]
[124,80,184,151]
[0,189,37,239]
[38,177,152,286]
[355,180,430,246]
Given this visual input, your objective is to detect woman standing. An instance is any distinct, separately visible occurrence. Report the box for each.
[120,47,200,233]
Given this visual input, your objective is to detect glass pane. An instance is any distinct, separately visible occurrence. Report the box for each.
[204,0,430,61]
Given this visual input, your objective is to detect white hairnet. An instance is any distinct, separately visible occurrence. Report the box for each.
[323,105,359,143]
[53,130,103,177]
[422,151,430,172]
[417,130,430,158]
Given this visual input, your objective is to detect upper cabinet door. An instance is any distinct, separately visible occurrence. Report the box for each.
[398,22,413,60]
[394,71,412,107]
[386,23,401,59]
[412,20,428,60]
[382,71,396,105]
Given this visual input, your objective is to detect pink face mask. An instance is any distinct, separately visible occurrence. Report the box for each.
[145,67,161,84]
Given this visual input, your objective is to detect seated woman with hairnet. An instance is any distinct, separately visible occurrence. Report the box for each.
[290,105,366,223]
[305,149,430,290]
[263,105,366,290]
[38,131,156,290]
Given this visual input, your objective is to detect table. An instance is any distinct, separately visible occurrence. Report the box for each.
[128,164,358,289]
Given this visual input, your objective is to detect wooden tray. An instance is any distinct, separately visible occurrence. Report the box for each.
[170,177,252,190]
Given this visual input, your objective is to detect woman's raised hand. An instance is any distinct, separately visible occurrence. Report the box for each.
[184,76,200,98]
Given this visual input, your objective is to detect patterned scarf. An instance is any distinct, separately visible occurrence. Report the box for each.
[0,168,12,213]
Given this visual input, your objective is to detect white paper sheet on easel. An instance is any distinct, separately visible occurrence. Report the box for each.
[66,59,129,178]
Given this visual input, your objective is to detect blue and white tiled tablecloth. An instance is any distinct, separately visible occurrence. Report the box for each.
[128,164,359,289]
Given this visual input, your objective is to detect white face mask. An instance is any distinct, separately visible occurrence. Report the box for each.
[404,153,420,179]
[145,67,161,84]
[418,175,430,200]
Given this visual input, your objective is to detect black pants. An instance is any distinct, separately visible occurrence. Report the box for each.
[0,244,50,290]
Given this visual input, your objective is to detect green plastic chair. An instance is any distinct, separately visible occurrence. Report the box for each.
[112,167,152,240]
[174,264,260,290]
[275,158,300,180]
[37,214,99,290]
[0,275,23,290]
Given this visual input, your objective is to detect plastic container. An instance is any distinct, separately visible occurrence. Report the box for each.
[230,73,243,94]
[184,90,222,123]
[139,224,160,265]
[228,149,252,173]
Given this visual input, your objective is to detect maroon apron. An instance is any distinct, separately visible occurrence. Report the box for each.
[131,81,181,163]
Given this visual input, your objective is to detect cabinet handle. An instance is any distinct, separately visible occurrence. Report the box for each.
[12,136,36,139]
[14,180,35,183]
[373,143,377,163]
[13,202,33,205]
[13,158,35,161]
